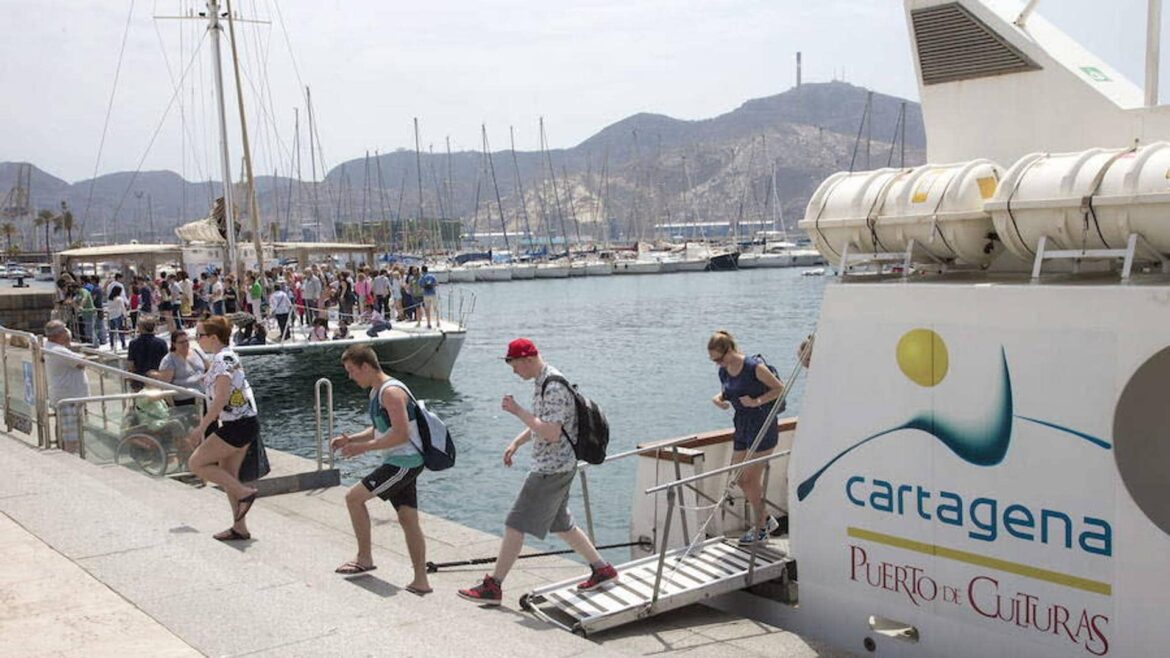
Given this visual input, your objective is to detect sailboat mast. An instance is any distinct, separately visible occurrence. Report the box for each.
[414,118,425,252]
[223,0,265,273]
[306,86,322,241]
[540,117,570,255]
[206,0,240,280]
[509,126,535,251]
[482,125,511,253]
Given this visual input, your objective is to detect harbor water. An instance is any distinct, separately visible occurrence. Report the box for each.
[247,267,828,553]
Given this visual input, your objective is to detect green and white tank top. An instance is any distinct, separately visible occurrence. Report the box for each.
[369,379,423,468]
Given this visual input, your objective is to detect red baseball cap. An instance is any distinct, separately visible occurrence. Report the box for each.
[505,338,539,360]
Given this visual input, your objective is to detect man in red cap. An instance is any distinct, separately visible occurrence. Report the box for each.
[458,338,618,605]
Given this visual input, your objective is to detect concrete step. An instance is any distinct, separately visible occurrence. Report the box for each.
[0,439,615,657]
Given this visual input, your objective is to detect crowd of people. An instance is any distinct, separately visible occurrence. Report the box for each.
[51,262,442,349]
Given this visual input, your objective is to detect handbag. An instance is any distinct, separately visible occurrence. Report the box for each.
[238,434,271,482]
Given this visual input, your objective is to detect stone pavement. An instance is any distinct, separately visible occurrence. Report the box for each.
[0,512,200,657]
[0,432,845,657]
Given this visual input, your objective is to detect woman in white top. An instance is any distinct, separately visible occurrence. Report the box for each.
[186,316,261,541]
[390,268,404,320]
[268,283,293,341]
[105,276,129,350]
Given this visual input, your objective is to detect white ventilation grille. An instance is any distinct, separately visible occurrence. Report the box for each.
[912,3,1040,85]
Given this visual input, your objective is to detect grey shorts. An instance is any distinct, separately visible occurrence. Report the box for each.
[505,470,576,539]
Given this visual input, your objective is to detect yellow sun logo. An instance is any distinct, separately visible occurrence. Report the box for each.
[896,328,949,387]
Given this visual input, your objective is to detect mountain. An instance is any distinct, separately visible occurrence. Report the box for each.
[0,82,925,251]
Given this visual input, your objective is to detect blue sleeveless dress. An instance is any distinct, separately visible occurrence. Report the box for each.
[719,355,779,451]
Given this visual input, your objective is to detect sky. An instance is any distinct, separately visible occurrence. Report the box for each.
[0,0,1165,182]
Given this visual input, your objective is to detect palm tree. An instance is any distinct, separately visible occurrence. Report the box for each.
[58,201,75,247]
[34,209,54,260]
[0,222,17,254]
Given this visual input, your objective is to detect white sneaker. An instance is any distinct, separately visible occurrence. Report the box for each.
[738,516,780,545]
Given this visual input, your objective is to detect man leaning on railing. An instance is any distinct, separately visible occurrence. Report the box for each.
[43,320,90,454]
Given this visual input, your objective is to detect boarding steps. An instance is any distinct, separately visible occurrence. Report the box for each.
[521,535,794,636]
[0,439,617,657]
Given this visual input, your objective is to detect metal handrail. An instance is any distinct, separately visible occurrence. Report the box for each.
[645,450,792,495]
[58,390,179,459]
[585,434,708,467]
[44,347,210,401]
[314,377,335,470]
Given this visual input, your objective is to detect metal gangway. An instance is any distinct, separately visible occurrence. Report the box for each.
[520,451,794,636]
[520,335,812,636]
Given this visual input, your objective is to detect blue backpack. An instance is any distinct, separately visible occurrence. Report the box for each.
[384,380,456,471]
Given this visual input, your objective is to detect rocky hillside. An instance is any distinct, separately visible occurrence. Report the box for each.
[0,82,924,250]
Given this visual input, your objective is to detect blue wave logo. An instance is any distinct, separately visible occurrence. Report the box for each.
[796,346,1111,501]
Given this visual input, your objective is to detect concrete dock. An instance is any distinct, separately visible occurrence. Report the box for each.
[0,430,847,657]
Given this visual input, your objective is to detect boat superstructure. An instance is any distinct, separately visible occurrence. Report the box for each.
[618,1,1170,656]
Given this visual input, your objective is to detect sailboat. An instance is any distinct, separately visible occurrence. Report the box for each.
[61,2,467,379]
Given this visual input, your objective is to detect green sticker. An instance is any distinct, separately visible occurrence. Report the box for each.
[1081,66,1111,82]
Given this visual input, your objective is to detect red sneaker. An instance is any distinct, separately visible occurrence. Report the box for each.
[458,574,502,606]
[577,564,619,591]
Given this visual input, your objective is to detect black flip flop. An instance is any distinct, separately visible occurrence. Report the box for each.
[213,528,251,541]
[235,492,257,522]
[335,561,377,575]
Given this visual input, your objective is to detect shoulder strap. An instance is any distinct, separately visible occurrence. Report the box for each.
[540,374,573,397]
[382,379,420,411]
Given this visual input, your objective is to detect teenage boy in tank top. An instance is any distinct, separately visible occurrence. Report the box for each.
[328,345,432,594]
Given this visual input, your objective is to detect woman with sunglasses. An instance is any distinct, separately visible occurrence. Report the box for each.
[187,316,261,541]
[151,330,208,407]
[708,330,785,545]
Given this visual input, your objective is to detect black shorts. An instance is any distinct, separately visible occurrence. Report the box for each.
[361,463,423,510]
[215,416,259,448]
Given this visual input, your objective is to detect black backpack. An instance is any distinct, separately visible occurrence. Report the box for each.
[541,374,609,464]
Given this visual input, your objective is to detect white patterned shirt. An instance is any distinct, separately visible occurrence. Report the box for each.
[530,364,578,473]
[202,349,257,422]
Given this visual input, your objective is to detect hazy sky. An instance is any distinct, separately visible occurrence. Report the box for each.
[1,0,1164,182]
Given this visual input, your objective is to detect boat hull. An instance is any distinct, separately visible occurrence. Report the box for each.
[584,261,613,276]
[233,324,466,380]
[708,251,740,271]
[534,264,571,278]
[448,267,476,283]
[613,260,662,274]
[738,252,794,268]
[474,265,513,281]
[510,264,536,279]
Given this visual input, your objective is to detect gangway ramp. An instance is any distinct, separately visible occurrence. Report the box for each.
[520,537,793,636]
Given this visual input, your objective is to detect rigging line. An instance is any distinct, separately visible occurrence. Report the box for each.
[81,0,139,236]
[238,18,291,174]
[269,0,307,93]
[151,5,209,186]
[110,34,211,228]
[243,0,286,172]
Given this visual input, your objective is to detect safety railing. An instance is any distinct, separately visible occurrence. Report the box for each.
[644,449,792,601]
[573,426,792,546]
[58,390,204,477]
[0,325,50,448]
[314,378,335,471]
[445,287,476,329]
